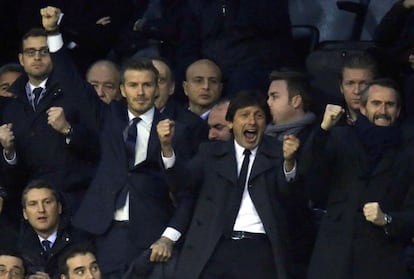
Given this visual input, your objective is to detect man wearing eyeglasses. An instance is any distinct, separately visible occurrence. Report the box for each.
[0,10,99,215]
[0,250,25,279]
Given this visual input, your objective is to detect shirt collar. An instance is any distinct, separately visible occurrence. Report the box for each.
[127,106,155,125]
[38,230,58,245]
[233,140,258,159]
[28,78,48,92]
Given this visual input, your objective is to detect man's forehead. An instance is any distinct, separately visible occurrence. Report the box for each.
[343,68,373,79]
[368,85,397,100]
[26,188,55,200]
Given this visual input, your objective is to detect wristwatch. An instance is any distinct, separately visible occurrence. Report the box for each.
[384,213,393,225]
[63,125,73,137]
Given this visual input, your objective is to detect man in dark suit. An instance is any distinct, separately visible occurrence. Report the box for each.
[73,57,194,278]
[160,91,301,279]
[152,58,208,153]
[0,8,99,214]
[18,180,89,279]
[304,78,414,279]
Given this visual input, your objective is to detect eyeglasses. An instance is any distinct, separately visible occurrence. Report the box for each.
[0,267,24,278]
[22,47,50,57]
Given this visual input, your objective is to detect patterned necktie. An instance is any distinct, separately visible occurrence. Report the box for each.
[32,87,43,110]
[41,240,51,259]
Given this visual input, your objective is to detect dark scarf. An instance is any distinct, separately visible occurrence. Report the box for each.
[354,114,402,174]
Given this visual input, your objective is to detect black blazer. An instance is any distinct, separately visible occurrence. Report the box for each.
[73,100,194,255]
[170,136,298,279]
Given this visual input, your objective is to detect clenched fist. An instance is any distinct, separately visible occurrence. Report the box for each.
[321,104,344,131]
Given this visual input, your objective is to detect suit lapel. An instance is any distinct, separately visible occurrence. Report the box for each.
[215,140,238,186]
[249,137,281,184]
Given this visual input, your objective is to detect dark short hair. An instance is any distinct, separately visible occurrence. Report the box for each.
[120,57,159,85]
[58,243,97,277]
[0,63,24,76]
[360,78,401,108]
[21,180,61,208]
[340,53,378,82]
[20,28,48,52]
[225,90,271,124]
[0,248,26,276]
[269,70,312,112]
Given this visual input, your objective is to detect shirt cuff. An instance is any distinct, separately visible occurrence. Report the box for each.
[162,227,181,242]
[162,150,176,169]
[3,149,16,165]
[47,33,64,53]
[284,160,297,182]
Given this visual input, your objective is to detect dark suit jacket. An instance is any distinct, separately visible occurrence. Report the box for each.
[303,126,414,279]
[2,49,99,206]
[169,137,297,279]
[73,100,194,257]
[161,99,208,154]
[18,218,89,279]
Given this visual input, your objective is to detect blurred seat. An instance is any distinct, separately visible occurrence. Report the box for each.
[291,25,320,69]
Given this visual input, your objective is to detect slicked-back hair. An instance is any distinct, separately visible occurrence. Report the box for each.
[225,90,272,124]
[0,63,24,76]
[359,78,401,108]
[20,28,48,52]
[21,179,61,208]
[0,249,26,276]
[269,70,312,112]
[120,57,159,85]
[58,243,97,277]
[339,53,378,83]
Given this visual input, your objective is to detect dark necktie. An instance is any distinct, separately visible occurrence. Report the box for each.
[116,118,141,210]
[125,117,141,169]
[32,87,42,110]
[225,149,251,237]
[238,149,251,189]
[41,240,51,259]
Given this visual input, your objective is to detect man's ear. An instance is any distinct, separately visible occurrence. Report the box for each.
[291,95,303,109]
[182,81,188,96]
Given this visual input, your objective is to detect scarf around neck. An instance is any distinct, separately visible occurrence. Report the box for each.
[354,114,402,173]
[265,112,316,141]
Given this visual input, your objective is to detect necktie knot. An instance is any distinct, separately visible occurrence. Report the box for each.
[41,240,51,252]
[243,149,251,156]
[32,87,43,110]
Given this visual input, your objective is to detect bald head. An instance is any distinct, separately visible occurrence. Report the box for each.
[183,59,223,116]
[208,100,231,141]
[86,60,121,104]
[152,59,175,110]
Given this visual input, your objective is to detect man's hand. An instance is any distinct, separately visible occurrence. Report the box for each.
[149,236,174,262]
[47,107,71,135]
[403,0,414,9]
[321,104,344,131]
[0,123,15,158]
[283,134,300,172]
[157,119,175,157]
[40,6,61,32]
[363,202,386,226]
